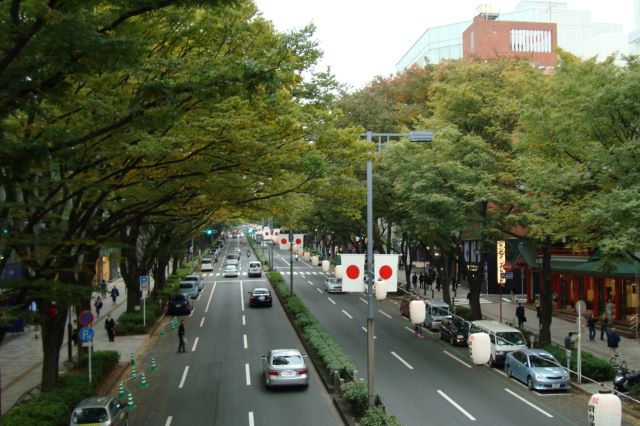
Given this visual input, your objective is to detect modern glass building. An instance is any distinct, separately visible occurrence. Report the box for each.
[630,0,640,54]
[396,1,629,73]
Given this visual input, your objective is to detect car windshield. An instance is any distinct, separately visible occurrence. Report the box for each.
[272,355,302,366]
[179,283,194,289]
[530,355,558,368]
[432,307,450,317]
[452,320,467,330]
[227,254,236,259]
[184,276,197,281]
[496,331,525,346]
[72,407,109,423]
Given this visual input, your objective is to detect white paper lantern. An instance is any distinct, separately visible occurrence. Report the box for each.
[468,332,491,365]
[334,265,342,279]
[297,247,304,256]
[588,391,621,426]
[374,279,387,300]
[303,251,311,261]
[409,300,426,325]
[311,256,319,266]
[321,259,330,272]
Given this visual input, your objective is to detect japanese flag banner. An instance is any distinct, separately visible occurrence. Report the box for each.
[374,254,399,292]
[278,235,290,250]
[293,234,304,249]
[262,227,271,238]
[341,254,365,292]
[273,228,280,236]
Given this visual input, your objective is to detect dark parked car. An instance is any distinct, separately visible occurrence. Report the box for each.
[167,293,192,315]
[249,288,272,307]
[439,317,469,346]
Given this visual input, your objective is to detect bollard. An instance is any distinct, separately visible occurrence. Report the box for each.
[127,392,136,410]
[130,353,136,367]
[150,356,158,372]
[139,372,149,388]
[118,381,125,399]
[130,366,137,380]
[159,327,165,336]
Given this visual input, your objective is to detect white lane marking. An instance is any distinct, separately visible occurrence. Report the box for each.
[316,288,323,294]
[308,280,314,285]
[437,390,476,421]
[243,334,248,349]
[245,363,251,386]
[390,351,414,370]
[342,309,353,319]
[360,326,377,339]
[240,281,245,312]
[443,350,472,368]
[248,412,255,426]
[178,366,189,389]
[242,314,246,326]
[401,315,409,320]
[200,317,205,327]
[191,337,199,352]
[378,309,392,319]
[205,282,217,313]
[404,326,415,333]
[189,308,194,317]
[359,297,368,304]
[504,388,554,418]
[165,416,173,426]
[327,297,336,305]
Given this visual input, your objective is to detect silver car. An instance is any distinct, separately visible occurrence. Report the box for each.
[223,264,239,277]
[183,274,204,291]
[70,396,128,426]
[324,277,342,293]
[262,349,309,388]
[505,349,570,391]
[178,281,199,299]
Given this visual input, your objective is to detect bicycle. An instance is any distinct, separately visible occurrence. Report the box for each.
[610,352,627,370]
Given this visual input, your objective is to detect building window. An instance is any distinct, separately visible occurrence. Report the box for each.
[510,29,552,53]
[470,31,475,53]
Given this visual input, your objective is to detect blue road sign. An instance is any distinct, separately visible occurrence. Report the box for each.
[78,310,94,326]
[79,327,94,342]
[139,275,150,286]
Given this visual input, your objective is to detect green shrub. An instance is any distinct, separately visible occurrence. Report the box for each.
[78,350,119,379]
[542,344,616,381]
[452,305,474,321]
[341,381,368,417]
[361,405,401,426]
[116,302,162,335]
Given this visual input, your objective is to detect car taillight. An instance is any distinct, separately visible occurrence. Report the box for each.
[251,296,257,301]
[268,369,279,376]
[297,369,308,375]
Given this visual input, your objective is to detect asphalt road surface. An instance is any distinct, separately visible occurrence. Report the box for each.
[130,239,342,426]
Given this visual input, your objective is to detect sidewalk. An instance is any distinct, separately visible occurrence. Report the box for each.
[0,279,147,415]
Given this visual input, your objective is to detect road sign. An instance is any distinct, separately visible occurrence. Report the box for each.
[576,300,586,314]
[139,275,150,292]
[502,261,513,272]
[500,272,514,280]
[79,326,94,342]
[78,310,94,326]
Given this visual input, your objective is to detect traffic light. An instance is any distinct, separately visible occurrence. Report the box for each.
[205,228,213,236]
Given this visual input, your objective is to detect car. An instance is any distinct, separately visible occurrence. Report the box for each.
[469,320,527,366]
[505,349,571,391]
[248,288,272,307]
[439,317,469,346]
[178,281,199,299]
[70,396,128,426]
[167,293,193,315]
[324,277,343,293]
[248,261,262,278]
[399,295,422,318]
[262,349,309,388]
[183,274,204,291]
[201,259,214,272]
[223,264,239,277]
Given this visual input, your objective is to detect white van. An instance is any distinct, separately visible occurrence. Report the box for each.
[424,299,452,330]
[469,320,527,367]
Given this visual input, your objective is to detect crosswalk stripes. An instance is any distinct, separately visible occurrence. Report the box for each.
[452,297,492,305]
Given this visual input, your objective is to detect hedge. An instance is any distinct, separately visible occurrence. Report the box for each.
[116,301,163,335]
[340,382,399,425]
[542,344,616,381]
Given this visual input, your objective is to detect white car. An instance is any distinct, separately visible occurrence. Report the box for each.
[223,264,239,277]
[248,261,262,278]
[201,260,214,272]
[324,278,342,293]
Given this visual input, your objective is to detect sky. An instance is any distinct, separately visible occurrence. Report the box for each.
[253,0,637,90]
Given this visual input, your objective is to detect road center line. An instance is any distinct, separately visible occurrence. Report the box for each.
[191,337,199,352]
[359,297,368,304]
[443,350,472,368]
[205,282,216,313]
[245,363,251,386]
[404,326,415,333]
[242,314,246,326]
[378,309,392,319]
[243,334,248,349]
[390,351,414,370]
[437,390,476,421]
[248,411,255,426]
[165,416,173,426]
[360,326,377,339]
[240,281,245,311]
[178,366,189,389]
[316,288,323,294]
[328,297,336,305]
[308,280,314,285]
[200,317,205,327]
[342,309,353,319]
[504,388,554,418]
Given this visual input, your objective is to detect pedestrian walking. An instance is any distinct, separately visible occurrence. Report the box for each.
[587,314,596,341]
[414,322,423,339]
[605,298,615,321]
[435,276,441,292]
[94,296,103,317]
[419,273,425,291]
[564,332,576,350]
[178,320,187,353]
[100,279,107,298]
[515,303,526,329]
[110,285,120,304]
[600,312,609,340]
[607,328,620,355]
[104,314,115,342]
[411,273,418,290]
[534,295,541,318]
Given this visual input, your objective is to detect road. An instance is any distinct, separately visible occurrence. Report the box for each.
[130,239,342,426]
[268,247,634,426]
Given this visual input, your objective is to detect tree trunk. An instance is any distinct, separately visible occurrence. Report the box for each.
[40,303,68,391]
[538,242,553,345]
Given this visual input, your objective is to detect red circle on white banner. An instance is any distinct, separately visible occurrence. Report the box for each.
[379,265,393,280]
[265,232,270,236]
[346,265,360,279]
[280,238,287,245]
[275,231,279,235]
[295,238,302,244]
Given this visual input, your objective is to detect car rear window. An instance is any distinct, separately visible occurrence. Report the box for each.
[184,276,197,281]
[253,290,269,295]
[272,355,302,365]
[249,262,261,268]
[72,408,109,423]
[179,283,194,289]
[226,254,236,259]
[202,260,212,264]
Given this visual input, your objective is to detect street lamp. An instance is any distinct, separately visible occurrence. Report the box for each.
[363,130,433,407]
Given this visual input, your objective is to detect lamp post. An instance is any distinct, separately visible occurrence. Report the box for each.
[363,130,433,407]
[289,229,294,296]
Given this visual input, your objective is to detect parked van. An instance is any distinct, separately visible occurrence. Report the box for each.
[424,299,452,330]
[469,320,527,367]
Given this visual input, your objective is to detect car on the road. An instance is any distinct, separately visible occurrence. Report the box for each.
[69,396,128,426]
[424,299,452,330]
[399,295,422,318]
[178,281,199,299]
[223,264,239,277]
[439,317,469,346]
[248,288,272,307]
[167,293,193,315]
[183,274,204,292]
[324,277,343,293]
[262,348,309,388]
[226,254,239,266]
[201,259,214,272]
[505,349,570,391]
[469,320,527,367]
[248,261,262,278]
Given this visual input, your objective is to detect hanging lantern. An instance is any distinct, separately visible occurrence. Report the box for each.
[409,300,426,325]
[588,390,621,426]
[297,247,304,256]
[334,265,342,279]
[468,333,491,365]
[321,259,330,272]
[303,251,311,261]
[374,279,387,300]
[311,256,319,267]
